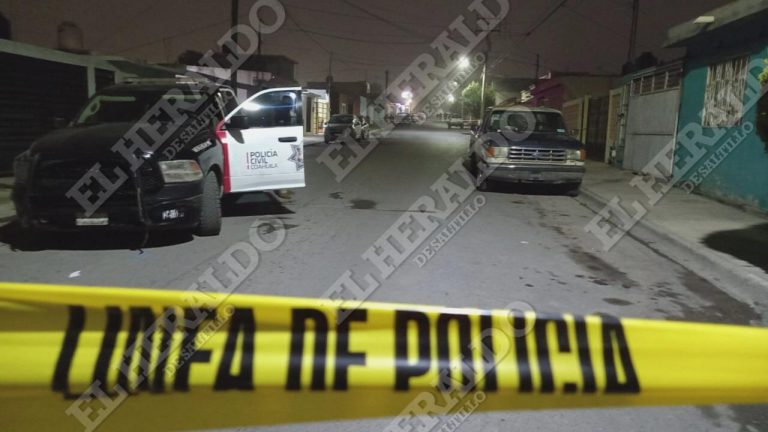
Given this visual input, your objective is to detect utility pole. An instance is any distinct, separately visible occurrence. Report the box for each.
[326,51,333,111]
[257,16,262,56]
[535,53,540,79]
[627,0,639,63]
[479,15,491,118]
[480,61,487,118]
[230,0,239,94]
[478,12,501,118]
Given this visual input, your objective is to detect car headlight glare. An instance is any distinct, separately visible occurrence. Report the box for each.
[159,160,203,183]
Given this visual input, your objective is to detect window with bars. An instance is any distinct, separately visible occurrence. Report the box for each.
[630,67,683,96]
[702,56,749,127]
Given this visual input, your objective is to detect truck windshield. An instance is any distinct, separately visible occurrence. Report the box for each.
[74,90,205,126]
[490,110,567,134]
[329,114,354,123]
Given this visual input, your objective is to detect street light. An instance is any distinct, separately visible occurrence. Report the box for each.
[448,94,455,103]
[401,90,413,100]
[458,57,470,69]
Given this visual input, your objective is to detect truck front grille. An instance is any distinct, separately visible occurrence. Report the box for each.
[31,158,163,206]
[508,147,567,162]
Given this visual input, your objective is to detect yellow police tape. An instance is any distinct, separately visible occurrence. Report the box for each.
[0,282,766,431]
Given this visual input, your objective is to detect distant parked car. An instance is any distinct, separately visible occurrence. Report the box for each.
[324,114,363,143]
[447,114,464,129]
[394,113,414,126]
[468,106,586,195]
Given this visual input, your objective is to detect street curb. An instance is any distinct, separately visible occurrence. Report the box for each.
[577,185,768,318]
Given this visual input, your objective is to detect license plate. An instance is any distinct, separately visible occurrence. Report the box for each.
[528,171,543,180]
[75,216,109,226]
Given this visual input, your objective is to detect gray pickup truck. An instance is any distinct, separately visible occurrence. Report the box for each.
[468,106,586,196]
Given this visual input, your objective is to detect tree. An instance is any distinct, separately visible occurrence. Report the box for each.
[759,58,768,86]
[461,81,496,119]
[757,58,768,150]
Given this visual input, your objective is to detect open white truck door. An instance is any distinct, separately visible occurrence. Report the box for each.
[219,87,305,194]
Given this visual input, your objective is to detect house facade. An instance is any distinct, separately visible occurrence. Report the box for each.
[523,72,619,161]
[0,39,174,172]
[665,0,768,212]
[306,80,375,117]
[176,52,298,100]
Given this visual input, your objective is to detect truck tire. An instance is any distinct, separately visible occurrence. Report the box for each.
[565,183,581,197]
[196,172,222,236]
[469,154,490,191]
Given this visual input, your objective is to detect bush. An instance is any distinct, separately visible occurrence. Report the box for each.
[760,58,768,85]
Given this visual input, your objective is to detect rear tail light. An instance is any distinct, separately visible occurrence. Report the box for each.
[216,120,232,194]
[215,120,227,144]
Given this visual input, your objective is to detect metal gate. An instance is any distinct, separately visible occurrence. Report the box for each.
[622,65,682,176]
[585,96,609,161]
[606,87,625,164]
[562,97,586,142]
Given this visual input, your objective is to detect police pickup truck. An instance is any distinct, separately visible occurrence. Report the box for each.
[12,79,305,237]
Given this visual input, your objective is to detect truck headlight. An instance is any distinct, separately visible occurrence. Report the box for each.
[566,149,585,161]
[159,160,203,183]
[484,146,508,159]
[13,151,31,184]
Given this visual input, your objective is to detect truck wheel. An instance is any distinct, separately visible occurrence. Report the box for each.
[565,183,581,197]
[196,172,222,236]
[469,154,489,191]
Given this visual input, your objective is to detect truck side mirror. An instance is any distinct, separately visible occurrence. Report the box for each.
[470,125,479,134]
[226,115,251,130]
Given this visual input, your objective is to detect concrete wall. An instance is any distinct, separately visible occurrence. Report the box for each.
[675,35,768,211]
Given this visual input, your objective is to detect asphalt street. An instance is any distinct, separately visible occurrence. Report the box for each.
[0,124,766,431]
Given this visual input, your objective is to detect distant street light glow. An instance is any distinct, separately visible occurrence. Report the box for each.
[458,57,470,69]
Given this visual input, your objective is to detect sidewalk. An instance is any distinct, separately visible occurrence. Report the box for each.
[303,132,324,147]
[578,161,768,309]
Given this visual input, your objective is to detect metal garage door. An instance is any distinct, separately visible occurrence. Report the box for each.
[622,67,682,176]
[0,53,89,172]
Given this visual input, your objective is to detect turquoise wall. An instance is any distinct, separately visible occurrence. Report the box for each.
[675,40,768,212]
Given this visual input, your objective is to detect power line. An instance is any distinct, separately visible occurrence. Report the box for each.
[525,0,568,38]
[562,3,655,52]
[109,18,231,54]
[95,1,163,48]
[285,27,429,45]
[284,3,449,29]
[340,0,432,40]
[283,7,330,54]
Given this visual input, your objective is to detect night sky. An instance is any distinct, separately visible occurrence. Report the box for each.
[0,0,732,85]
